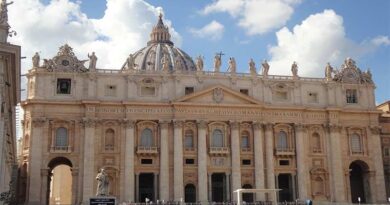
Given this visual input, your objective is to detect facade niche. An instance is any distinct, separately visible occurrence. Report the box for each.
[104,128,115,151]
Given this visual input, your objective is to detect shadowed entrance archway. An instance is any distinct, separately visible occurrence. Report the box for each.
[139,173,155,202]
[349,160,370,203]
[47,157,73,205]
[211,173,226,202]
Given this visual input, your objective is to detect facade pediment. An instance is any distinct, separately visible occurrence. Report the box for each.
[174,85,262,106]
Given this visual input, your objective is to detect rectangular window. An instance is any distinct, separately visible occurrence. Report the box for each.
[242,159,251,165]
[351,134,362,153]
[141,86,155,96]
[279,160,290,166]
[384,147,390,157]
[105,85,117,97]
[240,89,249,95]
[141,159,153,164]
[308,92,318,103]
[185,158,195,165]
[346,89,358,103]
[185,87,194,95]
[56,78,71,94]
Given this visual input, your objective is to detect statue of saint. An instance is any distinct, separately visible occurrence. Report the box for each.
[261,60,269,77]
[325,62,333,80]
[88,52,97,70]
[291,61,298,78]
[161,54,170,72]
[196,55,203,71]
[32,52,40,68]
[249,58,256,75]
[96,168,109,196]
[126,54,135,70]
[0,0,12,25]
[228,57,236,73]
[214,54,221,72]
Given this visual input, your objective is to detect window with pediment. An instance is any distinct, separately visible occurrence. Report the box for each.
[212,129,224,147]
[105,129,115,151]
[277,131,288,149]
[55,127,68,147]
[311,132,321,153]
[141,128,153,147]
[241,131,250,148]
[351,133,362,154]
[185,130,194,148]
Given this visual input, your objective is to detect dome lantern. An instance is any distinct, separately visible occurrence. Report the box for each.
[147,13,173,46]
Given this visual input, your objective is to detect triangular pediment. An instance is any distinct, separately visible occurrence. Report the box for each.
[174,85,262,106]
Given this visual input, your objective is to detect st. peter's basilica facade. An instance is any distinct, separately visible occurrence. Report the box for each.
[19,15,386,205]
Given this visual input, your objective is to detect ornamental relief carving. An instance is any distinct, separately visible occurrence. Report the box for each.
[212,87,224,103]
[32,117,47,127]
[369,126,381,135]
[81,118,97,128]
[122,119,135,129]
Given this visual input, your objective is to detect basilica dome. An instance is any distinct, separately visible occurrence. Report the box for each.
[124,14,196,71]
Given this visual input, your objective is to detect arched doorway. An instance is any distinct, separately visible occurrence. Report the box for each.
[184,184,196,202]
[47,157,73,205]
[242,184,254,203]
[349,160,370,203]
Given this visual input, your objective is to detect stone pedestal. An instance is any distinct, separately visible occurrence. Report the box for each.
[90,196,116,205]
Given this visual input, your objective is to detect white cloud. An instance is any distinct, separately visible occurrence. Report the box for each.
[9,0,181,72]
[268,9,389,76]
[189,20,225,40]
[201,0,301,35]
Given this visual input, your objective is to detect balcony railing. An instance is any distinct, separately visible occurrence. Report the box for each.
[51,146,71,153]
[137,146,158,155]
[311,147,322,153]
[209,147,230,156]
[184,147,196,153]
[275,147,295,156]
[241,147,252,153]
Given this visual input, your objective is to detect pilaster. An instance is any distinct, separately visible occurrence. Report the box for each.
[159,120,169,201]
[264,123,275,201]
[124,119,135,202]
[197,120,208,203]
[230,121,241,201]
[253,122,265,201]
[295,124,308,199]
[82,117,96,203]
[173,120,184,201]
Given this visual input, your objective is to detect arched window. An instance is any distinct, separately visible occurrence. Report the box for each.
[185,130,194,148]
[105,129,115,151]
[311,132,321,152]
[141,128,153,147]
[55,127,68,147]
[351,133,362,153]
[184,184,196,202]
[212,129,224,147]
[241,131,250,148]
[277,131,288,149]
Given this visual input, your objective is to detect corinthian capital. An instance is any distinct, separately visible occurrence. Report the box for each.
[229,121,240,130]
[173,120,183,128]
[265,122,273,131]
[159,120,169,129]
[294,123,306,131]
[328,124,342,133]
[32,117,46,127]
[252,121,264,131]
[197,120,207,129]
[82,118,97,128]
[369,126,381,135]
[123,119,135,129]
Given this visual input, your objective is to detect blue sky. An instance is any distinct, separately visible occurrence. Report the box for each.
[9,0,390,103]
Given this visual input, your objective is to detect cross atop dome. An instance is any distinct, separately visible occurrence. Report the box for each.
[147,13,173,46]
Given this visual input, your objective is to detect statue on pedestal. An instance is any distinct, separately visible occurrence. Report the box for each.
[161,54,170,72]
[196,55,203,71]
[32,52,40,68]
[96,168,109,196]
[88,52,97,70]
[261,60,269,77]
[126,54,135,70]
[325,62,333,80]
[249,58,256,75]
[291,61,298,78]
[0,0,12,25]
[214,53,222,72]
[228,57,236,73]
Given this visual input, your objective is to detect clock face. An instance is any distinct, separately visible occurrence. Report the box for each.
[62,60,70,66]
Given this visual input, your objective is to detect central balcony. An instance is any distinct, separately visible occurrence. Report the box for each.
[275,147,295,156]
[50,146,72,153]
[137,146,158,156]
[209,147,230,156]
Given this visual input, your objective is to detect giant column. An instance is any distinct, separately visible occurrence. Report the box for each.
[328,124,346,202]
[253,122,265,201]
[159,121,169,201]
[197,120,208,203]
[28,118,46,205]
[369,126,387,202]
[265,123,275,201]
[82,118,96,203]
[173,120,184,201]
[124,120,135,202]
[295,124,308,199]
[230,121,241,201]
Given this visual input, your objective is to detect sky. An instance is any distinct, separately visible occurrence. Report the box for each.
[8,0,390,103]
